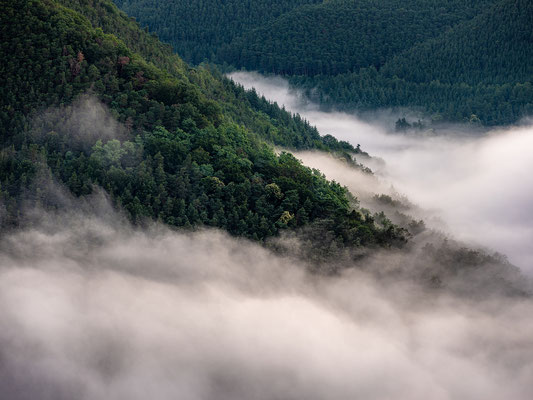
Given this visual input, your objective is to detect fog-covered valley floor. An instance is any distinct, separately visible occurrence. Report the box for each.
[1,73,532,400]
[229,72,533,274]
[1,207,533,400]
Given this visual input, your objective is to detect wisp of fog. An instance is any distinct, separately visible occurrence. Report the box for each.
[1,209,532,400]
[228,72,533,273]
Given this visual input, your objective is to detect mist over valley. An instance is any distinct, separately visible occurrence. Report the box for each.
[1,205,533,400]
[1,0,532,398]
[229,72,533,273]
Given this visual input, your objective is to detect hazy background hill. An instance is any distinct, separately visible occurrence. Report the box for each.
[218,0,496,76]
[113,0,322,64]
[113,0,533,125]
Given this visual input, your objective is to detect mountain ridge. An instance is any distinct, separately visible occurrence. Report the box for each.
[1,0,406,259]
[112,0,533,125]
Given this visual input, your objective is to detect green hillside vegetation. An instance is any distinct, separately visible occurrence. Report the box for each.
[113,0,321,65]
[382,0,533,86]
[114,0,533,125]
[293,0,533,125]
[0,0,404,257]
[220,0,493,76]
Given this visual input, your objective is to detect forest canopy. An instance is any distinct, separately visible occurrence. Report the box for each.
[0,0,405,266]
[113,0,533,126]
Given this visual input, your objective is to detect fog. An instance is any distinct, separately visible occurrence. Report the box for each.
[2,91,533,400]
[30,94,128,151]
[1,210,533,400]
[228,72,533,273]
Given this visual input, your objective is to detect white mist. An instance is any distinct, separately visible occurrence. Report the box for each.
[229,71,533,273]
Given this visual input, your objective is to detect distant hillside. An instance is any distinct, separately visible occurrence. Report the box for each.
[219,0,494,76]
[113,0,533,125]
[113,0,321,64]
[293,0,533,125]
[381,0,533,86]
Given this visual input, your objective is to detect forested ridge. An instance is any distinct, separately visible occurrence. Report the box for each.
[114,0,533,126]
[0,0,406,262]
[382,0,532,86]
[219,0,495,76]
[0,0,527,290]
[294,0,533,125]
[113,0,322,65]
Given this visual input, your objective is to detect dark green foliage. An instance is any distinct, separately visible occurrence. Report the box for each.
[220,0,494,76]
[114,0,533,125]
[0,0,405,251]
[113,0,321,65]
[382,0,533,86]
[292,0,533,125]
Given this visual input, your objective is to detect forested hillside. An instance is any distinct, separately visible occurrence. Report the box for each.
[114,0,533,126]
[219,0,494,76]
[1,0,404,259]
[294,0,533,125]
[381,0,533,86]
[113,0,321,65]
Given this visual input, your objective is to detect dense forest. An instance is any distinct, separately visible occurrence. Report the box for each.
[219,0,495,76]
[293,0,533,125]
[1,0,408,265]
[114,0,533,126]
[1,0,526,285]
[1,4,531,398]
[114,0,322,65]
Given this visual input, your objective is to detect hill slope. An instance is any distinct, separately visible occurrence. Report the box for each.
[113,0,532,125]
[382,0,533,86]
[219,0,494,76]
[293,0,533,125]
[1,0,405,258]
[113,0,321,65]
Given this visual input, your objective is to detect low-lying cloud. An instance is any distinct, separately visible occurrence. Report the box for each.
[30,94,127,151]
[1,74,532,400]
[1,211,532,400]
[229,72,533,273]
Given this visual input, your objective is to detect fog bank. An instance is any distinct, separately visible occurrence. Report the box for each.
[229,72,533,272]
[1,213,532,400]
